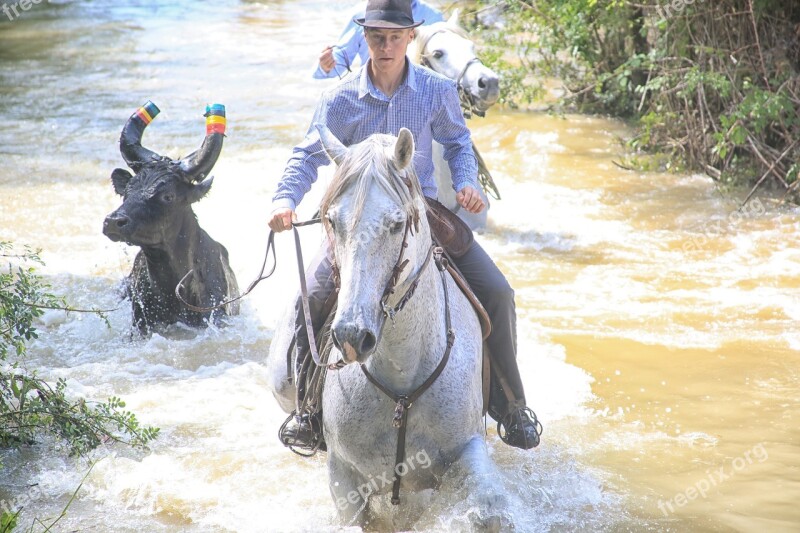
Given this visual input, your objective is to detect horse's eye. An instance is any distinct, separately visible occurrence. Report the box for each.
[161,192,175,203]
[326,215,336,231]
[389,221,404,234]
[432,50,444,59]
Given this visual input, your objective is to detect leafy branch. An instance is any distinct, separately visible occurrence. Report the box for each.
[1,239,159,470]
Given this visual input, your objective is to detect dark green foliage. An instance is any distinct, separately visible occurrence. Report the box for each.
[0,241,159,457]
[1,511,18,533]
[468,0,800,197]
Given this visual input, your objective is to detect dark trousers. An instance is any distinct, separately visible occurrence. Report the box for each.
[294,238,527,420]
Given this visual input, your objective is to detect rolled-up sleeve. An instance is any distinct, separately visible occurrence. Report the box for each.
[431,82,478,193]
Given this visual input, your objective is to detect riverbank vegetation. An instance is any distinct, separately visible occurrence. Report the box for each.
[1,241,158,529]
[467,0,800,203]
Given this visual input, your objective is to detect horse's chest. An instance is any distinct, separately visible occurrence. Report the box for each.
[323,369,477,466]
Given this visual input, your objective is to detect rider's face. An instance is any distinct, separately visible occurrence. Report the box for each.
[365,28,414,74]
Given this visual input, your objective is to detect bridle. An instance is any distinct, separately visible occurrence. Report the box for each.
[326,209,456,506]
[178,206,455,505]
[417,27,503,201]
[418,28,487,118]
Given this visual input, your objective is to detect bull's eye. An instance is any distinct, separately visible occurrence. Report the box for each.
[389,220,404,234]
[432,50,444,60]
[161,192,175,204]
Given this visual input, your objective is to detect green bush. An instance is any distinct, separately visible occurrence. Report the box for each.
[468,0,800,197]
[1,240,158,457]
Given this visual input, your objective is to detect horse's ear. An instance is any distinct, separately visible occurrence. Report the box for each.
[316,124,347,165]
[394,128,415,171]
[447,9,460,27]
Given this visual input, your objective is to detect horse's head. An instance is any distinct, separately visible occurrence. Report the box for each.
[318,126,429,364]
[411,11,500,117]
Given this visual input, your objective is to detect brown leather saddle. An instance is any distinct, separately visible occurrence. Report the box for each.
[426,198,492,340]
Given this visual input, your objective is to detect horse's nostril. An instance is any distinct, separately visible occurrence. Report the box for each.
[359,330,377,354]
[478,77,486,89]
[115,217,129,228]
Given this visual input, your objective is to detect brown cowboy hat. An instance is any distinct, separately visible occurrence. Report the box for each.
[354,0,424,29]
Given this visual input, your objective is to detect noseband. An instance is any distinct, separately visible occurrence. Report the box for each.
[419,29,487,119]
[328,212,456,506]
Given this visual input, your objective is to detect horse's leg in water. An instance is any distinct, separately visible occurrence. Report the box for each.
[453,436,508,532]
[328,452,370,526]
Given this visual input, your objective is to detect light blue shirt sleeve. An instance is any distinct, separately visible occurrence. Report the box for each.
[415,1,445,25]
[311,17,368,80]
[272,92,356,211]
[272,98,332,210]
[311,1,445,80]
[311,3,369,80]
[432,81,479,193]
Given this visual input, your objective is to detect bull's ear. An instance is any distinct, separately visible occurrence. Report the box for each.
[111,168,132,196]
[189,176,214,203]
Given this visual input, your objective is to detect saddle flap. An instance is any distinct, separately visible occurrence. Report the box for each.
[425,197,474,259]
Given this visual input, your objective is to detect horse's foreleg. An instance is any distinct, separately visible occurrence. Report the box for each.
[328,453,371,526]
[453,436,509,532]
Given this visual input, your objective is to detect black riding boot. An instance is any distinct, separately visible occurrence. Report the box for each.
[450,239,543,450]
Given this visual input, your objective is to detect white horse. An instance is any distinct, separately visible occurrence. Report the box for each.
[266,127,506,530]
[409,12,501,230]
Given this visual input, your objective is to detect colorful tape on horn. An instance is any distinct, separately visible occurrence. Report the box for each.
[205,103,226,135]
[134,100,160,125]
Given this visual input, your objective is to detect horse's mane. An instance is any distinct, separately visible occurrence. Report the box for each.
[319,134,423,233]
[408,19,468,64]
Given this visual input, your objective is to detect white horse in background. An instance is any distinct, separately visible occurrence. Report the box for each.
[266,127,507,530]
[409,12,502,230]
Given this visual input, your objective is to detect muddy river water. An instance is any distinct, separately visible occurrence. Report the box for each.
[1,1,798,531]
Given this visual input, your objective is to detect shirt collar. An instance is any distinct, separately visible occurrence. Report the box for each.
[358,58,418,100]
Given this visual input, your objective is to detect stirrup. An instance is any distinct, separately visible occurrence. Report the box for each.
[497,407,543,450]
[278,411,326,457]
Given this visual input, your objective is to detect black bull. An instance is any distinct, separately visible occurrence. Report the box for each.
[103,102,239,333]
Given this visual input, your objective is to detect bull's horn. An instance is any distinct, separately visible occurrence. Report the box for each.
[177,103,226,181]
[119,101,165,171]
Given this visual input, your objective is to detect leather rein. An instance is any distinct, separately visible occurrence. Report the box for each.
[177,214,455,506]
[344,215,455,505]
[301,214,456,505]
[419,29,487,118]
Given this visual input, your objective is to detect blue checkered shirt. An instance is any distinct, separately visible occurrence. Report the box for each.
[273,59,479,211]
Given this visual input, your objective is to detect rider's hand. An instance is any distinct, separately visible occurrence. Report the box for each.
[319,46,335,74]
[456,185,485,214]
[269,208,297,232]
